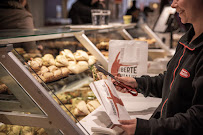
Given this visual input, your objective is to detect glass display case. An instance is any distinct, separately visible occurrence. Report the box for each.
[0,27,108,135]
[0,24,165,134]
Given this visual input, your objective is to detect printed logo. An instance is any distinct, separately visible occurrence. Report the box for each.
[104,81,124,118]
[179,68,190,78]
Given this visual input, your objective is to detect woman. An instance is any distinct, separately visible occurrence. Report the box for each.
[0,0,34,29]
[114,0,203,134]
[68,0,105,24]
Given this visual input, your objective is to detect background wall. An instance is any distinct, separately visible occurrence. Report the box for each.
[28,0,45,28]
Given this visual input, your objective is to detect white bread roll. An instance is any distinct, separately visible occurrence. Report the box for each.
[74,50,89,61]
[60,67,70,77]
[88,55,96,65]
[60,49,75,61]
[73,101,90,116]
[68,61,88,74]
[55,55,69,67]
[87,100,100,112]
[42,54,55,66]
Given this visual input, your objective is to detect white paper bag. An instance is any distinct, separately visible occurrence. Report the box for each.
[108,40,148,78]
[89,79,131,124]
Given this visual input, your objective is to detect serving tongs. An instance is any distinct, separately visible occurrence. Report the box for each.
[95,64,138,96]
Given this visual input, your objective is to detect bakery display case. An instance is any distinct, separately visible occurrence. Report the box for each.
[0,27,109,135]
[0,24,167,134]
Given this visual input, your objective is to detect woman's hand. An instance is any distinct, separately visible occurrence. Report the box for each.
[118,119,137,135]
[113,76,138,93]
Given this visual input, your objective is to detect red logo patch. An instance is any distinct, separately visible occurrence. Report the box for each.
[179,69,190,78]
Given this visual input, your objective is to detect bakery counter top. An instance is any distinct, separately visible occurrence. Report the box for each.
[77,93,161,135]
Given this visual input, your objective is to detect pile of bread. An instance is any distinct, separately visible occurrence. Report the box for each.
[53,85,100,122]
[96,41,109,50]
[13,48,42,61]
[28,49,97,83]
[0,124,47,135]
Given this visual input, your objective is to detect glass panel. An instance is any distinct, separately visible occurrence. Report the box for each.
[0,63,44,115]
[0,27,79,40]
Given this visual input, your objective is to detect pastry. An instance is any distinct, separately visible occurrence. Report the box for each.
[60,67,70,77]
[68,61,88,74]
[87,100,100,112]
[73,101,90,116]
[74,50,89,61]
[42,54,55,66]
[55,55,69,67]
[60,49,75,61]
[88,55,96,65]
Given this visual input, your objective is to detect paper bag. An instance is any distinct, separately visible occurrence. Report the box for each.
[108,40,148,78]
[89,79,131,124]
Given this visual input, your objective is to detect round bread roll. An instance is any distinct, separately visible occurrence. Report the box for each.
[29,57,43,71]
[74,50,89,61]
[42,54,55,66]
[68,61,88,74]
[87,100,100,112]
[43,72,54,82]
[68,60,76,66]
[48,65,58,72]
[73,101,90,116]
[88,55,96,65]
[53,69,63,80]
[60,49,75,61]
[55,55,69,67]
[60,67,70,77]
[40,66,49,74]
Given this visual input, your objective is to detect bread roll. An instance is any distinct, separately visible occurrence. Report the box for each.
[48,65,58,72]
[68,61,88,74]
[73,101,90,116]
[60,67,70,77]
[55,55,69,67]
[88,55,96,65]
[53,69,63,80]
[28,58,43,71]
[40,66,49,74]
[43,72,54,82]
[60,49,75,61]
[87,100,100,112]
[42,54,55,66]
[74,50,89,61]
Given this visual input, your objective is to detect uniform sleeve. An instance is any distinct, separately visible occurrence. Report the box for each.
[135,72,166,98]
[135,58,203,135]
